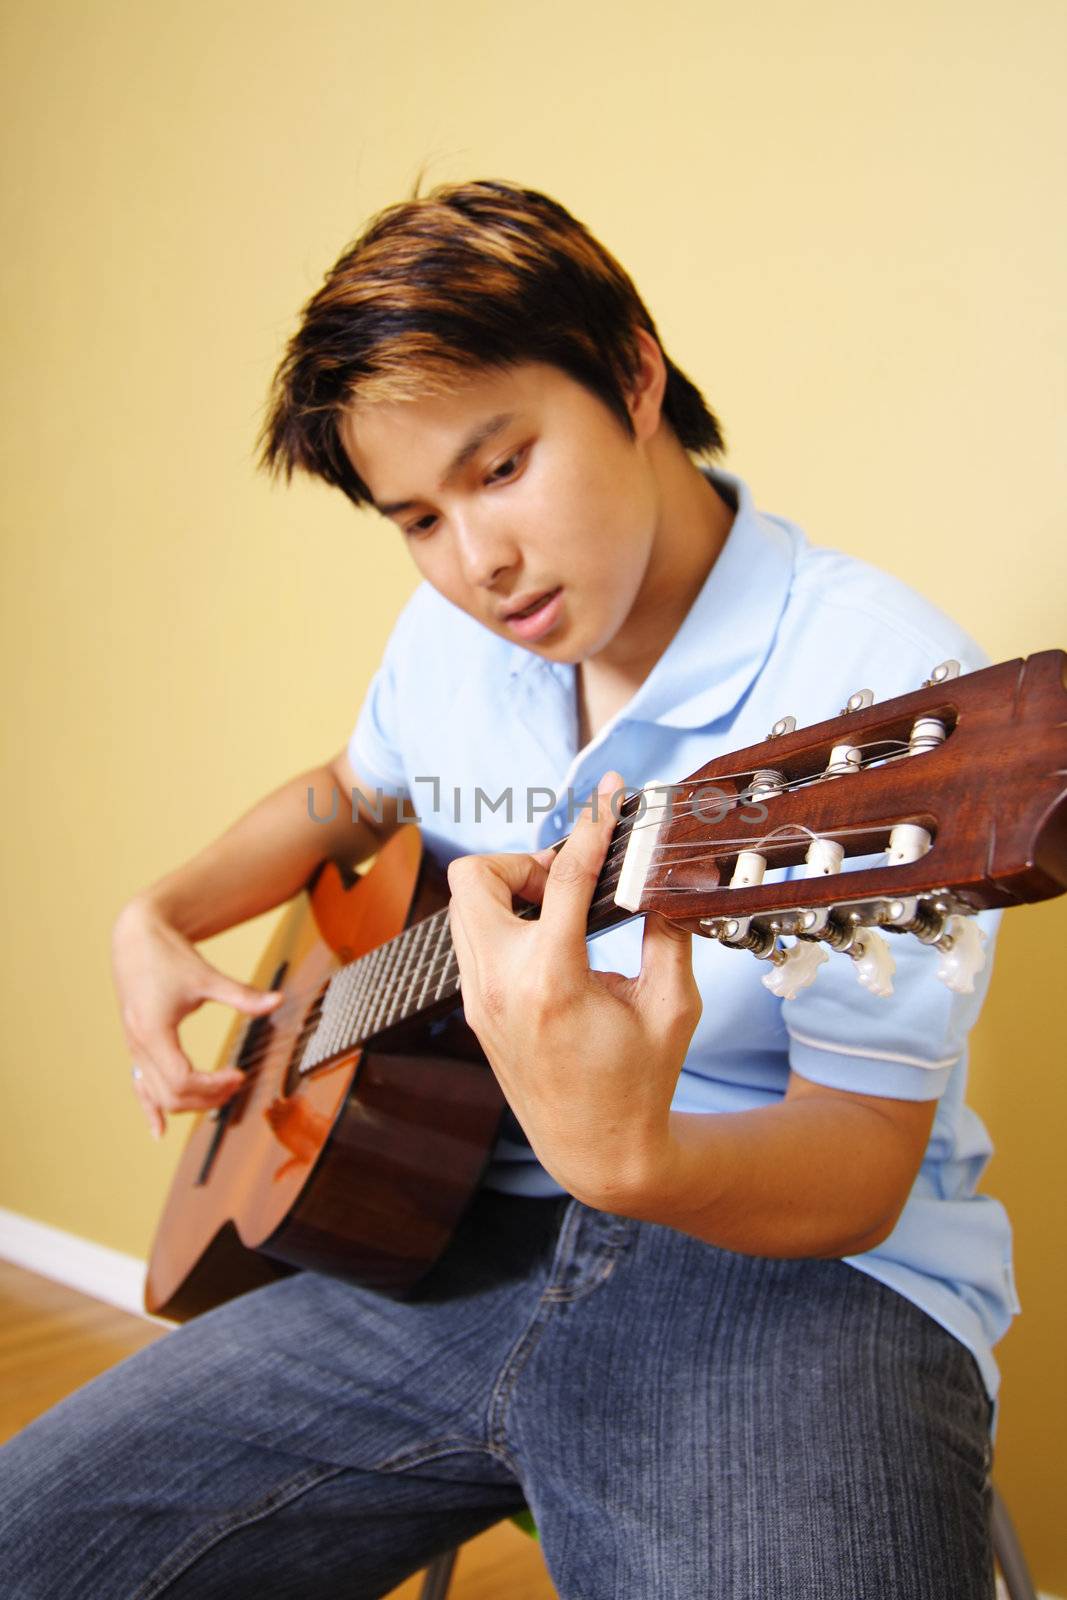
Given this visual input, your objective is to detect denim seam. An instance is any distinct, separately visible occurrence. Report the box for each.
[485,1302,554,1466]
[481,1198,586,1462]
[371,1435,514,1474]
[128,1462,349,1600]
[540,1245,624,1302]
[535,1197,589,1306]
[540,1215,637,1302]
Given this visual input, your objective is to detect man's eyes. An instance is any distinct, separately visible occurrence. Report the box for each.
[403,446,528,538]
[485,449,524,484]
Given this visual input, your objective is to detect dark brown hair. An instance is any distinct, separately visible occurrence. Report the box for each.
[257,178,725,508]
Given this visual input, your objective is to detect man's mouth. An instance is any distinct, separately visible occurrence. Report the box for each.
[507,588,560,620]
[502,587,564,640]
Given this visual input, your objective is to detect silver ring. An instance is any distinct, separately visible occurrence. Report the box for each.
[131,1066,143,1082]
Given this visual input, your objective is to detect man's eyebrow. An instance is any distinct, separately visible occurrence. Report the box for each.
[373,412,516,517]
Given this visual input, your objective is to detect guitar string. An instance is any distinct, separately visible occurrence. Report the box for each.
[217,735,920,1072]
[214,774,908,1076]
[221,729,921,1056]
[213,738,924,1084]
[229,809,801,1049]
[206,739,928,1089]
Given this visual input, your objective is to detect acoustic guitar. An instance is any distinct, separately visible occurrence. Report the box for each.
[144,651,1067,1321]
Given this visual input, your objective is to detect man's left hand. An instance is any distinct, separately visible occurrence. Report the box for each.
[446,770,702,1209]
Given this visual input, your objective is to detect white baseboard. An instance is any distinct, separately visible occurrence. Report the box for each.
[0,1207,172,1325]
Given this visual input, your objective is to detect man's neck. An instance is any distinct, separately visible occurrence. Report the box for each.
[576,454,736,744]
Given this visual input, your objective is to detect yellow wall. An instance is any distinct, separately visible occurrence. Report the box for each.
[1,0,1064,1585]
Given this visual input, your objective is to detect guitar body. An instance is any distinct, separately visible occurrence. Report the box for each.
[144,826,505,1322]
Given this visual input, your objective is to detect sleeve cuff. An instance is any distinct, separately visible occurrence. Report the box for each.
[787,1027,956,1102]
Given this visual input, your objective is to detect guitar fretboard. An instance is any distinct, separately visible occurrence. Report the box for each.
[299,795,643,1071]
[300,907,459,1069]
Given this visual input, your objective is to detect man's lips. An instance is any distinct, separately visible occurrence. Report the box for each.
[499,587,562,622]
[500,586,564,641]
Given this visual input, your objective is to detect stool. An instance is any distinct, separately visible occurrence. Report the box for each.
[418,1513,536,1599]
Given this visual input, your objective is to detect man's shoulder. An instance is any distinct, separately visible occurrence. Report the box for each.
[752,532,990,733]
[784,539,989,673]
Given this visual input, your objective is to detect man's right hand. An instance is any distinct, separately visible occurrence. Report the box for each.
[111,898,282,1140]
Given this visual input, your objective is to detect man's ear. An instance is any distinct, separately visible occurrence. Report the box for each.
[626,326,669,444]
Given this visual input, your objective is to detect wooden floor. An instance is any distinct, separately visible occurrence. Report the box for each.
[0,1260,558,1598]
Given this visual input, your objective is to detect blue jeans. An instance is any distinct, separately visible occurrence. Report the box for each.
[1,1190,995,1598]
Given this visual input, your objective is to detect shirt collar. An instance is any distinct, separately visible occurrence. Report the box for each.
[507,466,799,732]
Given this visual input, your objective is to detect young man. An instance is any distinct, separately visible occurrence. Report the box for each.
[1,179,1013,1598]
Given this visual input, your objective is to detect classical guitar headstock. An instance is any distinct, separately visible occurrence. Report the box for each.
[611,650,1067,1002]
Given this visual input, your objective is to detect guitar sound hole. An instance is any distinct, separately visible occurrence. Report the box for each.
[283,983,329,1097]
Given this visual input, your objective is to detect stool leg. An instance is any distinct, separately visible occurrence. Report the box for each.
[991,1485,1038,1600]
[419,1547,459,1600]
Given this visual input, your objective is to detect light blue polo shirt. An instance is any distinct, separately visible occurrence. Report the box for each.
[347,465,1019,1414]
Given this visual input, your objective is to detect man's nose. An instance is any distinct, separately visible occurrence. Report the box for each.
[453,511,519,589]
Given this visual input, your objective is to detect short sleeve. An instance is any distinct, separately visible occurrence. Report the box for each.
[347,658,408,796]
[784,906,1002,1101]
[346,597,421,798]
[767,599,1001,1103]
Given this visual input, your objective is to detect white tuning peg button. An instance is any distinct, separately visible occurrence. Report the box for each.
[761,940,829,1001]
[849,928,896,998]
[935,916,987,994]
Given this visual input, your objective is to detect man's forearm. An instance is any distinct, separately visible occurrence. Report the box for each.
[127,764,381,942]
[604,1098,919,1259]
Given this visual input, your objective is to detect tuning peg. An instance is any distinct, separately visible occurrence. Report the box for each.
[799,838,844,935]
[750,769,786,802]
[922,659,960,687]
[761,939,829,1000]
[825,743,862,778]
[884,823,932,927]
[934,916,987,994]
[848,928,896,997]
[717,851,768,944]
[838,688,875,715]
[769,715,797,738]
[909,716,948,755]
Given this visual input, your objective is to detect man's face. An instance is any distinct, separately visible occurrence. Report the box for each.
[339,359,661,666]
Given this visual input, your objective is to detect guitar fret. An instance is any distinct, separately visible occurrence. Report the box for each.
[355,945,389,1042]
[389,921,425,1028]
[359,943,392,1041]
[341,952,375,1048]
[302,962,355,1069]
[432,915,454,1001]
[304,907,464,1072]
[334,963,361,1040]
[422,915,445,1008]
[401,916,434,1021]
[377,924,416,1035]
[416,912,446,1012]
[364,926,407,1038]
[439,946,460,1002]
[399,918,435,1023]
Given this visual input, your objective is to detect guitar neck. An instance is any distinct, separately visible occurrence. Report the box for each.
[301,804,642,1067]
[300,649,1067,1072]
